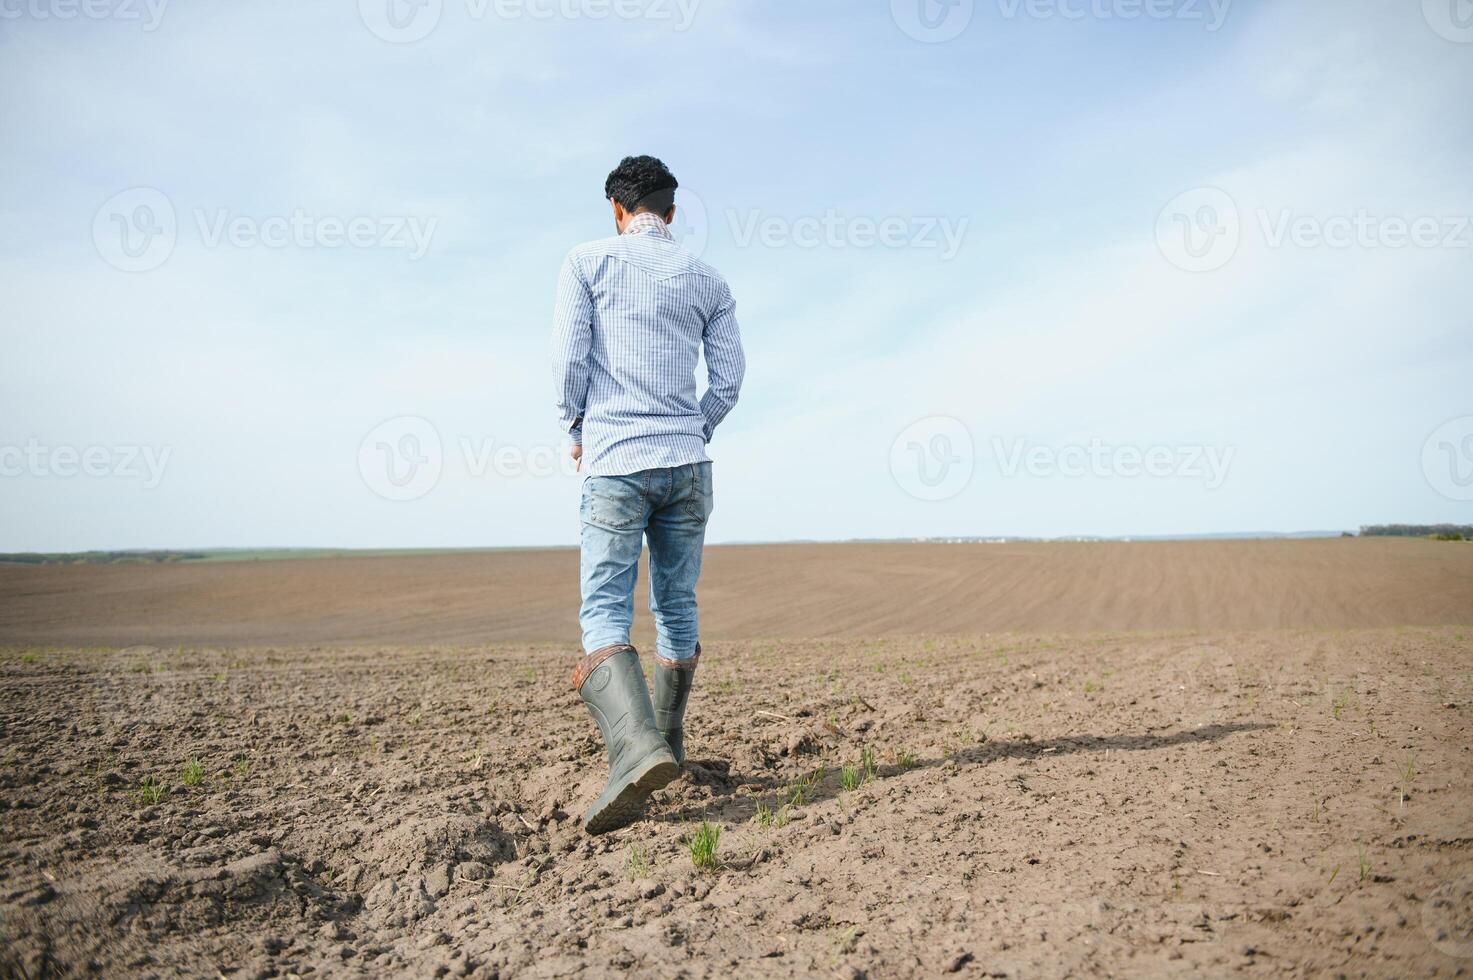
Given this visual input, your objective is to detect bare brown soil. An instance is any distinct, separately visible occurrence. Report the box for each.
[2,538,1471,647]
[1,542,1471,977]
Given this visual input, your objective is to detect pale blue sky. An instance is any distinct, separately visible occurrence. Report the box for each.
[2,0,1471,551]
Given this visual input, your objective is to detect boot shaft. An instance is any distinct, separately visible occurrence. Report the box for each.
[575,645,667,777]
[572,644,680,834]
[652,646,699,764]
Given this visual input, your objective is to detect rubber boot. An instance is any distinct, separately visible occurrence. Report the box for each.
[572,644,680,834]
[653,643,699,766]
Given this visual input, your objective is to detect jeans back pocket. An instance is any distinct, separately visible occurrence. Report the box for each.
[683,462,714,523]
[584,472,650,531]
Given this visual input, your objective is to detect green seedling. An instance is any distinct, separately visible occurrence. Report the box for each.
[894,749,918,771]
[834,925,860,955]
[19,652,38,665]
[1357,844,1372,883]
[687,821,721,872]
[624,844,651,879]
[786,768,826,807]
[181,758,205,787]
[753,801,790,829]
[233,759,252,779]
[135,776,168,807]
[836,746,878,791]
[1399,755,1415,808]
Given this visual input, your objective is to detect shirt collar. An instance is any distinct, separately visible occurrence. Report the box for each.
[622,212,673,239]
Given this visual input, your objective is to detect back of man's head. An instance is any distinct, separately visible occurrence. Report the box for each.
[605,155,678,216]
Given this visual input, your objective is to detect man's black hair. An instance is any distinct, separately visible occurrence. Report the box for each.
[605,155,678,216]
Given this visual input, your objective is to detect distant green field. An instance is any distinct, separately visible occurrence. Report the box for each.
[0,548,516,566]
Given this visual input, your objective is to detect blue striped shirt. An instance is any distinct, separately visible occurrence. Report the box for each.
[552,212,746,477]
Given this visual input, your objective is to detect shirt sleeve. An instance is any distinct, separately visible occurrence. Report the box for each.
[699,283,746,442]
[551,253,594,443]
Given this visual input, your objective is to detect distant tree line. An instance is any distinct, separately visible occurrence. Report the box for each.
[1359,524,1473,540]
[0,550,207,565]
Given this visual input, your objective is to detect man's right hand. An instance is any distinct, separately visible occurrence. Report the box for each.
[571,444,582,471]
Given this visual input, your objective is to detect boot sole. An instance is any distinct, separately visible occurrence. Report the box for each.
[583,754,681,835]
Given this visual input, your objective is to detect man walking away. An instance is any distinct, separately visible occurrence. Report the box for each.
[552,155,745,834]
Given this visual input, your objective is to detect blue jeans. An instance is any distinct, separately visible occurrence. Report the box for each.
[579,462,713,664]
